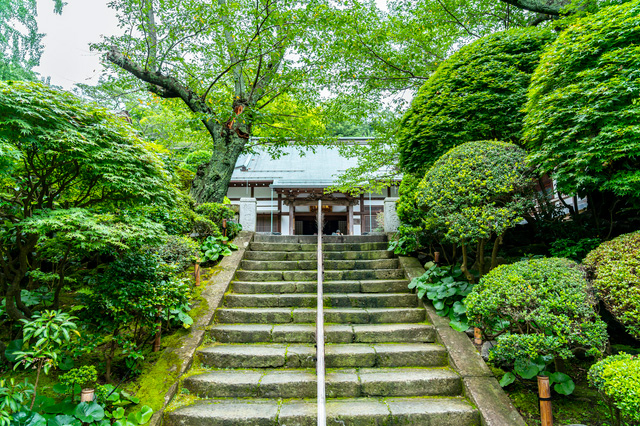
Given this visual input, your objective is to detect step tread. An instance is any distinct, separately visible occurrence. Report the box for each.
[224,292,418,308]
[166,396,479,426]
[231,280,411,294]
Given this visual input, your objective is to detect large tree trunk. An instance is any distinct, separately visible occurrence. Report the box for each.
[191,129,248,203]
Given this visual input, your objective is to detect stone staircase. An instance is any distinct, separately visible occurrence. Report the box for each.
[166,235,480,425]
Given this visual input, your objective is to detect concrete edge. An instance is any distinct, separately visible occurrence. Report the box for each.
[145,231,255,426]
[398,256,526,426]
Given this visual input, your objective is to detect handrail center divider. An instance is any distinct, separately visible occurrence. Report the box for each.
[316,200,326,425]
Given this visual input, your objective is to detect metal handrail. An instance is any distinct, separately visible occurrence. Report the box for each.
[316,200,326,425]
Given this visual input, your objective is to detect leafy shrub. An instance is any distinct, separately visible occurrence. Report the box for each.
[398,27,556,174]
[583,231,640,340]
[549,237,601,262]
[224,221,243,240]
[195,203,234,227]
[396,174,426,228]
[467,258,608,389]
[0,379,34,426]
[174,167,195,191]
[135,204,195,236]
[192,216,221,239]
[409,265,474,331]
[200,236,238,263]
[388,225,420,255]
[416,141,534,279]
[181,150,212,172]
[524,0,640,198]
[588,353,640,425]
[156,235,200,272]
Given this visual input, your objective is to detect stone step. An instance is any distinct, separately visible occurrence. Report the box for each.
[214,307,426,324]
[249,241,389,252]
[184,367,461,399]
[244,250,395,261]
[253,235,387,243]
[208,323,437,344]
[231,280,410,294]
[235,269,405,282]
[224,293,418,308]
[240,258,400,271]
[165,396,480,426]
[198,343,447,368]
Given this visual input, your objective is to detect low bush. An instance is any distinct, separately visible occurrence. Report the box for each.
[195,203,234,226]
[156,235,200,272]
[467,257,608,391]
[583,231,640,340]
[588,353,640,425]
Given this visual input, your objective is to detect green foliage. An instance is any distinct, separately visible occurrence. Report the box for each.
[0,379,34,426]
[194,203,234,228]
[467,258,608,367]
[58,367,97,392]
[396,174,426,228]
[583,231,640,340]
[398,27,556,174]
[416,141,533,245]
[524,0,640,198]
[588,353,640,424]
[200,236,238,264]
[387,226,420,255]
[224,221,243,241]
[156,236,200,272]
[549,237,601,262]
[409,264,474,332]
[500,357,576,395]
[181,151,212,173]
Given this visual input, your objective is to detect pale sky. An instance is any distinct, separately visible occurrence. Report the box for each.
[34,0,120,89]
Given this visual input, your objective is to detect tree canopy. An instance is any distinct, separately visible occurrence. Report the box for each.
[523,0,640,199]
[397,27,556,174]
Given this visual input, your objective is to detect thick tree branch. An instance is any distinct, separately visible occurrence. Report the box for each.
[499,0,567,16]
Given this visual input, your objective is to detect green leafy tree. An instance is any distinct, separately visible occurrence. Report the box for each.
[416,141,534,280]
[523,0,640,223]
[589,353,640,425]
[397,27,556,174]
[0,81,175,321]
[96,0,333,203]
[0,0,64,80]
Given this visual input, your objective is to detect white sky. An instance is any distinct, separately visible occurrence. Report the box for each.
[34,0,120,89]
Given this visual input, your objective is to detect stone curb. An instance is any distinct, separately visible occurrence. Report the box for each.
[398,256,526,426]
[144,231,254,426]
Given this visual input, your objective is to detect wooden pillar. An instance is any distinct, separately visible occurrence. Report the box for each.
[277,193,282,233]
[288,204,295,235]
[347,204,354,235]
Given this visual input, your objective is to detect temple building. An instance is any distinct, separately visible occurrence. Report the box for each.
[226,138,400,235]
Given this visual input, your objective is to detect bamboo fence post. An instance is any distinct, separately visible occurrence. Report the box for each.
[537,375,553,426]
[473,327,482,345]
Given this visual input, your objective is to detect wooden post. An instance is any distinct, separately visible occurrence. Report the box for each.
[222,218,227,237]
[537,375,553,426]
[194,261,201,287]
[289,204,295,235]
[80,389,95,403]
[434,251,441,266]
[153,320,161,352]
[473,327,482,345]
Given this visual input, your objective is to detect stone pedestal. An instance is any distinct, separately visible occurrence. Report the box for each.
[239,198,257,232]
[383,197,400,233]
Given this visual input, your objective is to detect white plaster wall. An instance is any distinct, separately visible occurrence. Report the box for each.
[228,187,251,198]
[254,187,273,198]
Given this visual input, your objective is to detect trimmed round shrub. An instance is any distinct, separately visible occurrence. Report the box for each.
[583,231,640,340]
[524,0,640,197]
[467,257,608,364]
[181,150,213,172]
[416,141,533,245]
[588,353,640,423]
[156,235,200,272]
[195,202,235,226]
[398,27,556,174]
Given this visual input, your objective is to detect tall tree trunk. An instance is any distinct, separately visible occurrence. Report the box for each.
[191,130,247,203]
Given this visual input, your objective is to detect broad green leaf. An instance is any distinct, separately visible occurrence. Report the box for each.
[73,402,104,423]
[499,372,516,387]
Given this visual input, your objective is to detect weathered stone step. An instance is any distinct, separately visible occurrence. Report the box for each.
[198,343,447,368]
[214,307,425,324]
[235,269,405,282]
[224,293,418,308]
[249,242,389,252]
[184,367,461,399]
[244,250,395,261]
[253,235,387,243]
[240,258,400,271]
[231,280,410,294]
[208,323,436,344]
[165,396,480,426]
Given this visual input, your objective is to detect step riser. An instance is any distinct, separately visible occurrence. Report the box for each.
[253,235,387,243]
[184,371,461,399]
[198,345,447,369]
[231,280,410,294]
[214,308,425,324]
[208,324,436,344]
[235,269,405,282]
[244,250,395,261]
[250,242,389,252]
[240,259,399,271]
[224,293,418,308]
[165,398,480,426]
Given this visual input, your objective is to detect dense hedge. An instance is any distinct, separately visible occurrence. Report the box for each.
[467,257,608,363]
[524,0,640,197]
[397,27,556,174]
[584,231,640,340]
[416,141,533,245]
[588,353,640,423]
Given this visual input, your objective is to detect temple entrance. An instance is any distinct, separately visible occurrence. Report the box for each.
[294,213,348,235]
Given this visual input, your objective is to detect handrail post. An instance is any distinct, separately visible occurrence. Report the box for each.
[316,200,326,425]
